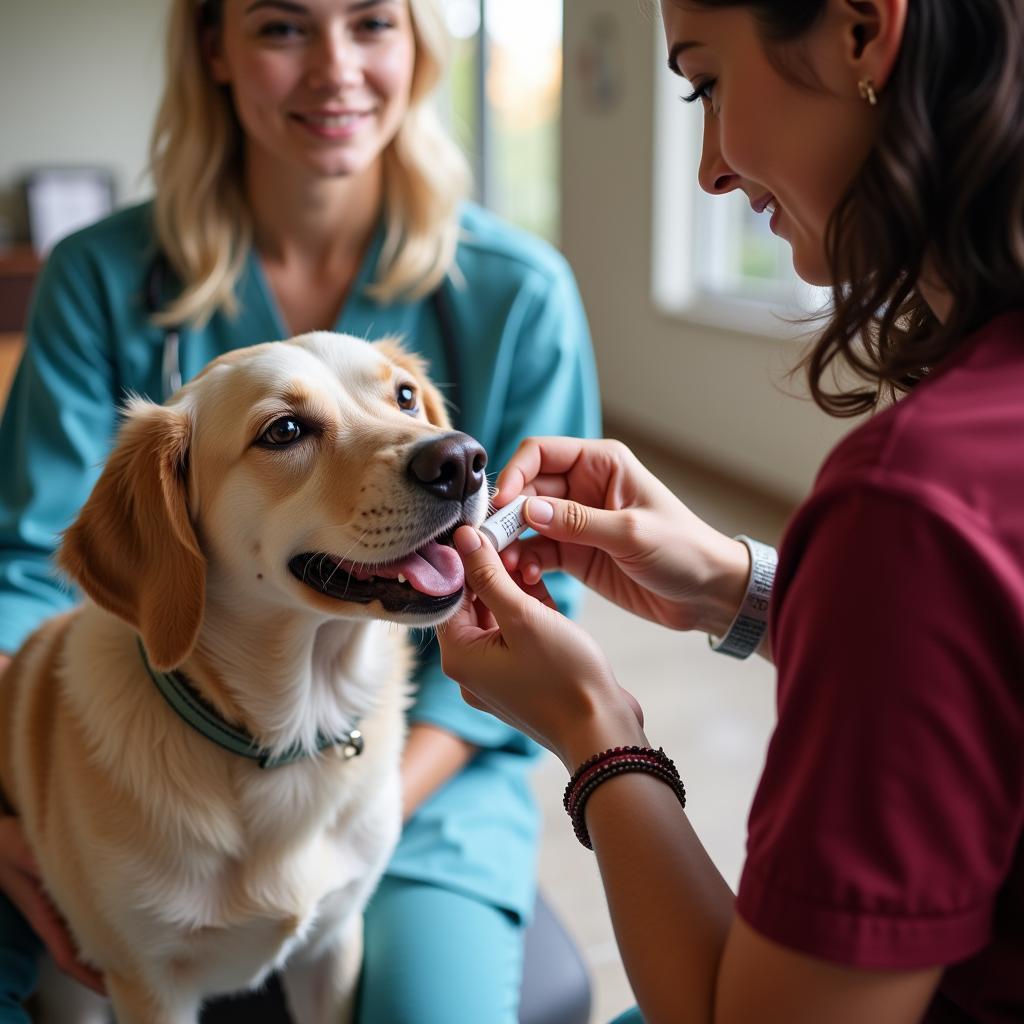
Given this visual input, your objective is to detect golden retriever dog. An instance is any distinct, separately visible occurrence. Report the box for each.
[0,332,489,1023]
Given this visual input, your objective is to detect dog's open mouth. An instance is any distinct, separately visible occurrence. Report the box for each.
[288,525,465,615]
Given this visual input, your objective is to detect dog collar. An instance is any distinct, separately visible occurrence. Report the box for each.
[137,641,364,770]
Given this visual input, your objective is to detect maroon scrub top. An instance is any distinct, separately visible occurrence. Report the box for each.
[737,311,1024,1023]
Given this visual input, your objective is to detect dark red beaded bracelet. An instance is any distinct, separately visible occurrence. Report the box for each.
[563,745,671,810]
[564,746,686,850]
[571,764,683,849]
[565,751,668,817]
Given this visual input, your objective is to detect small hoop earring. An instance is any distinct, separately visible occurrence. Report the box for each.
[858,78,878,106]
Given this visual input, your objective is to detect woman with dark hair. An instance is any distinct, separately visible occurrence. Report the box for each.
[438,1,1024,1021]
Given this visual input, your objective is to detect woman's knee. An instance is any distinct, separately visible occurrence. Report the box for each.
[358,877,524,1024]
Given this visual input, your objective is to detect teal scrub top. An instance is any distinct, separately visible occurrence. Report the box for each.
[0,200,601,921]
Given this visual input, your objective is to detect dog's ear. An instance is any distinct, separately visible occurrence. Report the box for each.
[373,338,453,429]
[57,399,205,671]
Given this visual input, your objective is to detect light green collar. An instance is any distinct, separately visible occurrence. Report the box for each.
[138,641,364,770]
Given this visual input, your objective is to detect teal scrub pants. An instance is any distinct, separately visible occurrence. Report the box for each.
[610,1009,644,1024]
[0,878,525,1024]
[0,894,36,1024]
[360,876,524,1024]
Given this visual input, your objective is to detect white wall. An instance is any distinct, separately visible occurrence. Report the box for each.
[0,0,164,239]
[561,0,852,504]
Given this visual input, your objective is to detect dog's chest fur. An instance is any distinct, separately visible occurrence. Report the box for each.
[0,333,485,1017]
[3,604,407,983]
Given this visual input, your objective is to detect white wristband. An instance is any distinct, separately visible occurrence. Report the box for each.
[708,535,778,659]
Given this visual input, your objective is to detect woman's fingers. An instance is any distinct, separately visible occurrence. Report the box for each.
[441,527,529,660]
[493,437,577,499]
[453,527,531,623]
[516,572,559,611]
[492,436,606,506]
[523,496,635,558]
[469,593,499,632]
[492,473,569,509]
[0,864,106,995]
[28,890,105,994]
[0,817,39,877]
[443,586,495,646]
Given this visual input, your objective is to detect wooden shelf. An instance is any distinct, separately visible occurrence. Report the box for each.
[0,247,42,334]
[0,333,23,409]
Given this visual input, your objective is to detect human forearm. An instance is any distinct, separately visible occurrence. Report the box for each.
[587,775,734,1024]
[440,523,735,1022]
[400,722,477,820]
[560,718,734,1024]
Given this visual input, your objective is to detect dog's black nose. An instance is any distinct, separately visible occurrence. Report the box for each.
[408,433,487,502]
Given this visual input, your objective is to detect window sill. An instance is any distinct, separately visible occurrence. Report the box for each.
[652,289,827,343]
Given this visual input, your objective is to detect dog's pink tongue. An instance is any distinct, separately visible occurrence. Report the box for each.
[396,541,464,597]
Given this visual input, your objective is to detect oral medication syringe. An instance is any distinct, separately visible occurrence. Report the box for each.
[479,496,528,552]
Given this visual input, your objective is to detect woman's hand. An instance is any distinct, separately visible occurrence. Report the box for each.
[0,815,106,995]
[439,526,648,771]
[492,437,751,639]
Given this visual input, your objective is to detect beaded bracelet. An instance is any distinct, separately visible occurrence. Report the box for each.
[563,746,687,850]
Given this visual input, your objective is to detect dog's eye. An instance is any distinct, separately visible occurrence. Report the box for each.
[259,417,303,446]
[396,383,418,413]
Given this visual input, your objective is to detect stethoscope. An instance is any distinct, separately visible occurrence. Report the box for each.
[144,251,464,420]
[145,252,184,401]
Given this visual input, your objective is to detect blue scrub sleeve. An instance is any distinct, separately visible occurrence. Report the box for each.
[0,238,119,654]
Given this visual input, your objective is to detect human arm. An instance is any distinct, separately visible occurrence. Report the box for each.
[0,235,122,990]
[0,655,105,994]
[491,436,771,659]
[438,525,950,1022]
[0,235,119,655]
[0,816,106,996]
[400,723,475,820]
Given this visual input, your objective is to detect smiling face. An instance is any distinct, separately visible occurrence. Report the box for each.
[207,0,416,181]
[662,1,878,285]
[187,333,489,627]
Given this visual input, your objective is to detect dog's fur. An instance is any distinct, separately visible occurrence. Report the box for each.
[0,332,488,1023]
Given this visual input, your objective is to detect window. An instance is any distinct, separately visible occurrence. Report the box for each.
[650,29,827,338]
[440,0,563,245]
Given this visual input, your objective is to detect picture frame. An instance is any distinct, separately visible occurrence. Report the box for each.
[24,166,115,256]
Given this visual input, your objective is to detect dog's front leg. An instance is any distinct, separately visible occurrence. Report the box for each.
[105,971,201,1024]
[280,914,363,1024]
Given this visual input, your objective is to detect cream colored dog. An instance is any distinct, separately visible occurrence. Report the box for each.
[0,332,490,1024]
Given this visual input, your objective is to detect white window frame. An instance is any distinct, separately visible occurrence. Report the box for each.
[650,28,827,340]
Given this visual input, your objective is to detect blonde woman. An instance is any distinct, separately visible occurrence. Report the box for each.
[0,0,600,1020]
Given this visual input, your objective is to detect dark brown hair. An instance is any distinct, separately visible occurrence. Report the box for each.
[681,0,1024,416]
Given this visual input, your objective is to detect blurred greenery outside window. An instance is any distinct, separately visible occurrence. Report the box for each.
[438,0,562,245]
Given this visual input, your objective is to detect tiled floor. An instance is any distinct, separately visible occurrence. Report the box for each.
[529,431,795,1023]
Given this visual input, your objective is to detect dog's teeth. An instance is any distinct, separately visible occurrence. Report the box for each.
[397,573,407,584]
